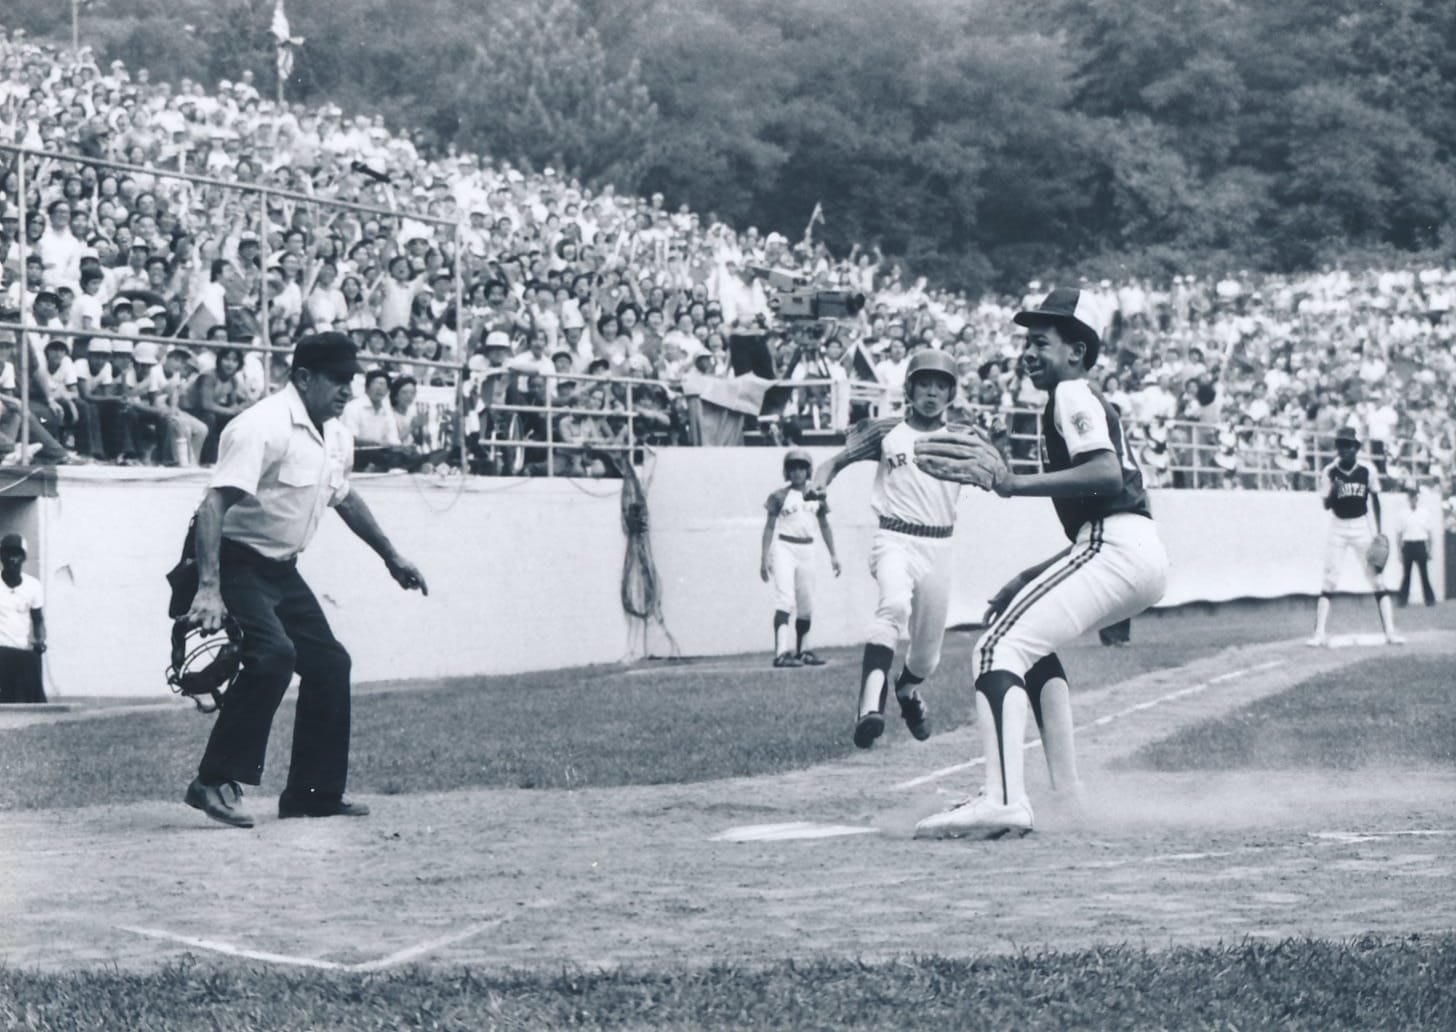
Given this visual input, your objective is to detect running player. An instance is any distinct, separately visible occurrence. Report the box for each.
[913,287,1169,839]
[807,349,963,748]
[1307,426,1402,646]
[761,448,841,667]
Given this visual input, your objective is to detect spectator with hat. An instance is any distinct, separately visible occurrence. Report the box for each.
[180,330,428,829]
[0,532,46,704]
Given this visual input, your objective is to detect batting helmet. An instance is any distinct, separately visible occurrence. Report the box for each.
[783,448,813,475]
[904,349,958,397]
[167,617,243,714]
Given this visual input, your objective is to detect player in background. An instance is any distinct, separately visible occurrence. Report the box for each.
[912,288,1169,839]
[807,349,964,748]
[1307,426,1402,646]
[761,448,841,667]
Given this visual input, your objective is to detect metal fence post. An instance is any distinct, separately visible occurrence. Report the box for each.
[16,152,28,460]
[258,189,271,365]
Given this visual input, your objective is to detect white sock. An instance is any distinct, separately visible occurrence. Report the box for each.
[1314,597,1330,637]
[859,668,885,719]
[775,624,791,655]
[1378,595,1397,636]
[1037,677,1080,791]
[975,687,1029,806]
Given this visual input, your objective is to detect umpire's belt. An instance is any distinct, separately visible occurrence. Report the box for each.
[778,534,814,545]
[220,537,299,570]
[878,516,953,539]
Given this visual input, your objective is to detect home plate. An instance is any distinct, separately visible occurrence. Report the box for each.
[711,821,881,842]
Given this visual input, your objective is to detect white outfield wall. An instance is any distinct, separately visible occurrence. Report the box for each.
[35,453,1444,698]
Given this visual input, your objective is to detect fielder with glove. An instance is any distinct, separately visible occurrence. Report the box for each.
[1306,425,1402,647]
[912,287,1170,842]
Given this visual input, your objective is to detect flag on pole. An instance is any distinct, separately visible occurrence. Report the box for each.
[803,201,825,244]
[271,0,303,84]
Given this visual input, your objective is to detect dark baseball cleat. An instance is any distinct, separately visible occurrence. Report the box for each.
[773,652,803,668]
[797,650,826,666]
[854,710,885,749]
[897,690,931,741]
[184,777,254,829]
[278,792,371,819]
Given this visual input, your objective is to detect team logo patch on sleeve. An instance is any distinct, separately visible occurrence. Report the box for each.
[1071,411,1093,436]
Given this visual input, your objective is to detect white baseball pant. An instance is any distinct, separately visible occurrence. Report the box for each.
[769,537,816,617]
[868,530,953,679]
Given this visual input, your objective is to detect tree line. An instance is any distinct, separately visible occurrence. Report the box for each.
[11,0,1456,294]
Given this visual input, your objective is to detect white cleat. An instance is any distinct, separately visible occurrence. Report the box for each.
[1305,634,1328,648]
[914,793,1034,840]
[1385,633,1407,646]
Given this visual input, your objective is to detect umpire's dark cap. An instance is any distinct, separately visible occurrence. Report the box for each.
[0,532,26,556]
[1014,287,1103,367]
[292,331,363,377]
[1334,426,1360,445]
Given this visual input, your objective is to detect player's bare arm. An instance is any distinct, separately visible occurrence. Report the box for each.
[184,485,246,633]
[816,509,841,577]
[984,545,1073,622]
[334,490,429,594]
[996,450,1123,500]
[759,501,779,583]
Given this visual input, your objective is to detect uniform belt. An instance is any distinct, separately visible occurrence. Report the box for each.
[777,534,814,545]
[220,537,299,569]
[878,516,953,539]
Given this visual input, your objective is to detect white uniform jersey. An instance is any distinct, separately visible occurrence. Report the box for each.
[766,485,823,540]
[844,418,961,527]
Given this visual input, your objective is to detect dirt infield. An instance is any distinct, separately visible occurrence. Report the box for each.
[4,632,1454,973]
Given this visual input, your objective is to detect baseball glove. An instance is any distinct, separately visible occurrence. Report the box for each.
[913,428,1009,492]
[1366,533,1390,573]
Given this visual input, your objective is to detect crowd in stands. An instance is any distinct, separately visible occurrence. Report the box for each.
[1,27,1454,497]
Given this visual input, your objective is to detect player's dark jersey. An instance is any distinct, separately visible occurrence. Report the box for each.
[1041,379,1151,541]
[1322,461,1375,520]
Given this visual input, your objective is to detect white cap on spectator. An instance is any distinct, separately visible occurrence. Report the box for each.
[112,336,135,354]
[484,330,512,351]
[87,339,113,355]
[133,341,159,364]
[560,308,585,330]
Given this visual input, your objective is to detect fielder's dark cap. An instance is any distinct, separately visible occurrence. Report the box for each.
[1013,287,1104,367]
[0,532,27,555]
[1334,426,1360,445]
[291,331,363,377]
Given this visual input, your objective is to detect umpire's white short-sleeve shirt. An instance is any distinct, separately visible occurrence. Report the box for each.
[210,383,354,560]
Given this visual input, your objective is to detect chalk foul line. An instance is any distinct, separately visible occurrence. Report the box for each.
[119,919,500,972]
[893,658,1288,790]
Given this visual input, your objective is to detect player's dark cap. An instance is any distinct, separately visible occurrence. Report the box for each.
[1014,287,1103,367]
[291,331,363,377]
[0,532,27,556]
[1334,426,1360,446]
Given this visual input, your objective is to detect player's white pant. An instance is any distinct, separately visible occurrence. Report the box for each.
[977,514,1169,678]
[868,530,953,678]
[769,537,816,617]
[1321,515,1382,593]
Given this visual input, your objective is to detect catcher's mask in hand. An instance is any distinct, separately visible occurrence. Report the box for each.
[167,617,243,713]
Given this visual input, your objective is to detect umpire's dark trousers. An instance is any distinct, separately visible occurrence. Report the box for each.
[1398,540,1436,607]
[198,539,352,796]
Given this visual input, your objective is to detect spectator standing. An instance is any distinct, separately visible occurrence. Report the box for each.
[1392,486,1437,607]
[0,533,46,704]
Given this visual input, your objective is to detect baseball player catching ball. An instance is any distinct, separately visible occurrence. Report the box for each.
[807,349,965,748]
[761,448,841,667]
[912,287,1169,840]
[1307,425,1402,647]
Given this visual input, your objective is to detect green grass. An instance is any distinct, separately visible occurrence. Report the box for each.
[1130,654,1456,771]
[2,937,1452,1031]
[0,604,1336,811]
[0,602,1446,810]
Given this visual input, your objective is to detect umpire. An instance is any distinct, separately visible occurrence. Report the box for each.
[183,332,428,829]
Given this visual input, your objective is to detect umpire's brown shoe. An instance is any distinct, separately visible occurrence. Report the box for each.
[278,791,371,819]
[184,778,255,829]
